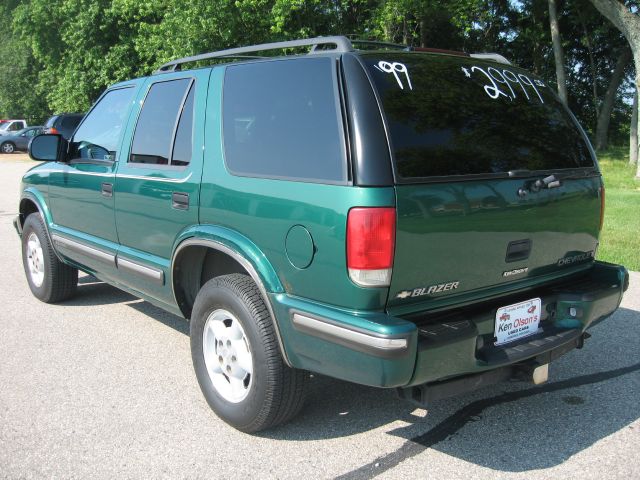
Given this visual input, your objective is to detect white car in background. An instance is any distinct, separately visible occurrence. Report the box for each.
[0,120,27,133]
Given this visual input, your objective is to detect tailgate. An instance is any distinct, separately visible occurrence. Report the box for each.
[389,176,601,309]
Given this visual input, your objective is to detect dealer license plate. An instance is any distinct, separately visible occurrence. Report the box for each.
[494,298,542,346]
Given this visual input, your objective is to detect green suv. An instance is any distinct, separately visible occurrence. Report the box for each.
[15,36,629,432]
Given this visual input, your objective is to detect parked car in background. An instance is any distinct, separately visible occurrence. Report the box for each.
[0,119,28,133]
[43,113,84,139]
[0,126,44,153]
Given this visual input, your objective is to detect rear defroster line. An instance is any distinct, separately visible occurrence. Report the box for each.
[336,362,640,480]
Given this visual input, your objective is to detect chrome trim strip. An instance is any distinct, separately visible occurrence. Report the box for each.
[51,234,116,266]
[117,257,164,285]
[171,238,292,367]
[291,312,409,359]
[116,172,193,183]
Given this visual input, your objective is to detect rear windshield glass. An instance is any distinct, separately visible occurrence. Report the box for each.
[362,53,594,180]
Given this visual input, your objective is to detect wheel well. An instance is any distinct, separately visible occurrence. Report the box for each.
[19,198,39,227]
[173,245,247,318]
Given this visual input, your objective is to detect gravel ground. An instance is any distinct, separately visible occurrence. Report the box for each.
[1,154,638,479]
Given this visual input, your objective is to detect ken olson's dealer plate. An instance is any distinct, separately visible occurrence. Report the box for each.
[494,298,542,346]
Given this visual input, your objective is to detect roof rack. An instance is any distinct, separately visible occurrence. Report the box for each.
[470,53,511,65]
[348,39,409,51]
[155,36,354,73]
[154,35,512,74]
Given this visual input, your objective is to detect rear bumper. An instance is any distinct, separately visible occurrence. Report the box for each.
[271,261,628,390]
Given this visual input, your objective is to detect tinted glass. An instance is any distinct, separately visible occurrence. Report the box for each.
[223,57,346,182]
[171,84,195,166]
[363,54,594,180]
[45,116,58,128]
[130,79,191,165]
[60,115,83,137]
[71,87,135,161]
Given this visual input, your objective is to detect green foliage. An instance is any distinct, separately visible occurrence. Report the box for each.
[0,0,634,150]
[597,147,640,270]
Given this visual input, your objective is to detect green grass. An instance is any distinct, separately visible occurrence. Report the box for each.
[597,147,640,271]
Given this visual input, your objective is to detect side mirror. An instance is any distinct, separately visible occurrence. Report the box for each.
[29,134,67,162]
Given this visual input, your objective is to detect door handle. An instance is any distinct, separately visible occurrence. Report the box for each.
[172,192,189,210]
[101,182,113,197]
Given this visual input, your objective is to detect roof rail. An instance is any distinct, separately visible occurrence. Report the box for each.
[349,39,409,51]
[155,36,354,73]
[470,53,511,65]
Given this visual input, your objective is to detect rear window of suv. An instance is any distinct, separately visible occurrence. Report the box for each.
[362,53,595,180]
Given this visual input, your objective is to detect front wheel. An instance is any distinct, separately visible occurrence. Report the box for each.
[21,214,78,303]
[1,142,15,153]
[190,274,308,432]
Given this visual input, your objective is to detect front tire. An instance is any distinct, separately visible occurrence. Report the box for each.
[21,214,78,303]
[190,274,308,432]
[1,142,15,153]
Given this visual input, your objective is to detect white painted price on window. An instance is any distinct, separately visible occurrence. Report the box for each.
[462,65,546,104]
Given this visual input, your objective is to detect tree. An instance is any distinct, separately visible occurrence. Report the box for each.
[549,0,569,104]
[595,47,632,150]
[589,0,640,176]
[631,91,638,163]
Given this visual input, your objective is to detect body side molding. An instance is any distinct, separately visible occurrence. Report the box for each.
[51,234,116,266]
[116,257,164,285]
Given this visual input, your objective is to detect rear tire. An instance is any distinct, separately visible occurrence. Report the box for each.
[1,142,15,153]
[21,214,78,303]
[190,273,308,432]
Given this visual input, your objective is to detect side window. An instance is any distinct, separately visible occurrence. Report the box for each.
[25,129,37,137]
[129,78,192,166]
[70,87,136,161]
[222,57,347,183]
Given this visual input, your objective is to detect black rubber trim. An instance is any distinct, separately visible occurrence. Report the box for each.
[13,214,23,236]
[341,53,394,186]
[477,327,582,366]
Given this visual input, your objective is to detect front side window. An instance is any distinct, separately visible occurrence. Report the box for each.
[222,57,347,183]
[130,78,193,166]
[70,87,136,161]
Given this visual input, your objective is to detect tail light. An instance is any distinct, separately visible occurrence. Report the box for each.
[599,184,605,231]
[346,207,396,287]
[48,127,59,135]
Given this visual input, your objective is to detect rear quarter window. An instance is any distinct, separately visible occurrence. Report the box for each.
[222,57,348,183]
[362,53,594,180]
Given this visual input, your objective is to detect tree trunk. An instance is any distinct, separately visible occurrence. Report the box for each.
[549,0,569,105]
[595,48,632,151]
[420,17,427,48]
[589,0,640,177]
[576,6,600,121]
[630,90,638,165]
